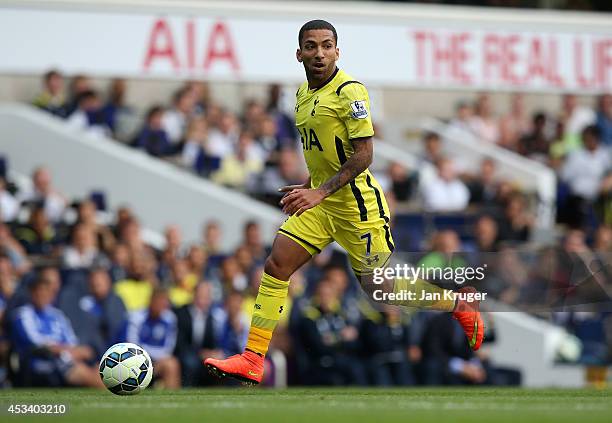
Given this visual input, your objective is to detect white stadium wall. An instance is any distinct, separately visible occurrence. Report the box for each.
[0,0,610,94]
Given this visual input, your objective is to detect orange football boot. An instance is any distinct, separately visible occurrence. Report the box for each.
[452,286,485,351]
[204,351,264,385]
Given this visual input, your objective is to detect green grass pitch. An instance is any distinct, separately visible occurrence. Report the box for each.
[1,388,611,423]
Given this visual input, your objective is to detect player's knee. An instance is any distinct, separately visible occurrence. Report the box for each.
[264,256,287,279]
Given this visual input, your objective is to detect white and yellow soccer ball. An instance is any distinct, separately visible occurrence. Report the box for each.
[99,342,153,395]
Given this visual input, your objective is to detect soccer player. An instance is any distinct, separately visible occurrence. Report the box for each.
[205,19,484,385]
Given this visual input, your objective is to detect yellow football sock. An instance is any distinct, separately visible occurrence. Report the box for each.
[389,278,456,311]
[245,272,289,356]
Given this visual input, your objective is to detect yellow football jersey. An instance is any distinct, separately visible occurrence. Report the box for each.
[295,68,390,225]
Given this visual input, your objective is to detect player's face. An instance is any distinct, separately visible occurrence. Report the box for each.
[297,29,339,84]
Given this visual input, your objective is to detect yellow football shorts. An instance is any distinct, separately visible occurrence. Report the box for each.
[278,205,395,276]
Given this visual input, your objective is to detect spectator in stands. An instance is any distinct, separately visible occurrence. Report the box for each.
[447,101,474,134]
[295,279,365,385]
[204,103,223,131]
[61,223,105,269]
[499,93,529,151]
[472,215,499,253]
[108,243,129,283]
[218,256,247,293]
[135,106,174,157]
[219,290,250,357]
[497,194,533,242]
[168,259,198,307]
[32,69,68,118]
[251,148,306,205]
[549,118,582,165]
[15,205,60,256]
[421,157,470,212]
[32,267,61,308]
[202,220,224,256]
[181,117,209,172]
[266,83,297,144]
[211,130,265,189]
[0,176,19,223]
[360,304,414,386]
[59,267,127,357]
[237,127,266,166]
[162,87,197,146]
[127,288,180,389]
[243,99,266,136]
[10,276,103,387]
[66,90,111,137]
[320,264,361,326]
[242,220,267,263]
[163,224,183,262]
[185,80,211,115]
[470,93,499,144]
[0,223,30,276]
[420,312,487,385]
[206,110,239,159]
[465,158,499,206]
[186,245,208,281]
[67,74,93,115]
[234,245,255,277]
[494,246,531,305]
[560,93,596,139]
[117,218,154,262]
[114,253,156,311]
[560,125,611,227]
[420,132,444,165]
[75,199,115,254]
[385,161,415,203]
[101,78,132,137]
[418,230,467,288]
[174,281,222,386]
[257,114,286,162]
[596,94,612,146]
[81,268,127,352]
[112,206,135,239]
[19,166,67,224]
[518,112,551,162]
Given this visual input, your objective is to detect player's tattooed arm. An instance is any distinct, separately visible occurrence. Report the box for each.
[280,138,372,216]
[318,137,373,197]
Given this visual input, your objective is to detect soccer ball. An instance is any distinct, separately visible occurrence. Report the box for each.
[99,342,153,395]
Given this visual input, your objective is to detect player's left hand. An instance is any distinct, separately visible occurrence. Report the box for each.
[280,188,326,216]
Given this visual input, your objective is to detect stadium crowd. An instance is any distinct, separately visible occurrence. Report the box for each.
[0,69,610,388]
[28,70,612,233]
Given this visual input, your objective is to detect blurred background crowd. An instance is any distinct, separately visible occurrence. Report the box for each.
[0,63,611,389]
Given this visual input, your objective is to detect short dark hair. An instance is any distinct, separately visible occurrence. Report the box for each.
[298,20,337,48]
[582,124,601,140]
[44,69,61,83]
[146,105,164,121]
[423,131,440,143]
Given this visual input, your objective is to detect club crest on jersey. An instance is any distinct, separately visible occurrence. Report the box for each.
[350,100,368,119]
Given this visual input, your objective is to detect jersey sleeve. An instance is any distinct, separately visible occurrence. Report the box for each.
[337,82,375,140]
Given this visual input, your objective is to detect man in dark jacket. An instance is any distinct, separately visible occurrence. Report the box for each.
[295,279,365,385]
[174,282,222,386]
